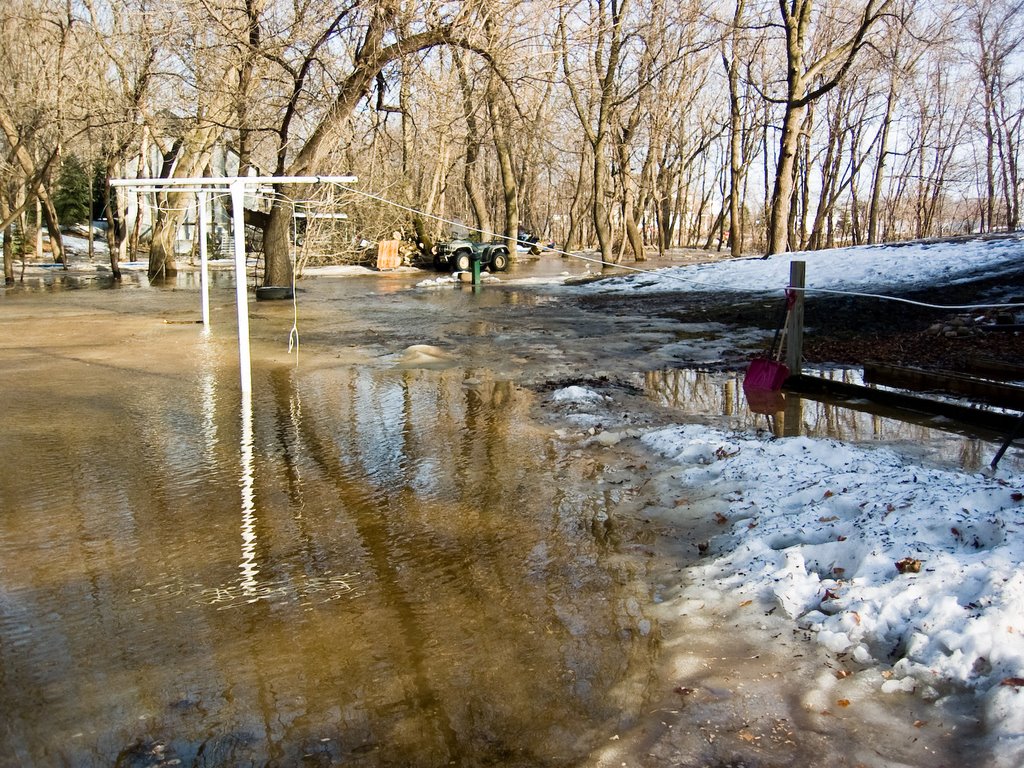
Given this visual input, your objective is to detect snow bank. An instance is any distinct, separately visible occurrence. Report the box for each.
[588,236,1024,295]
[642,424,1024,756]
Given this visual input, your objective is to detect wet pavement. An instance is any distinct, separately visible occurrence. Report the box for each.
[0,255,1007,766]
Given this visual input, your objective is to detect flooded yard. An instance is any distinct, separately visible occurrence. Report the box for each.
[0,258,1008,766]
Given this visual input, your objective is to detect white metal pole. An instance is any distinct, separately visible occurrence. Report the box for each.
[239,387,257,594]
[108,174,359,400]
[198,191,210,329]
[230,179,253,396]
[109,175,357,189]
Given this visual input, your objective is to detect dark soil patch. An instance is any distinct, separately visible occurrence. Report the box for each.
[578,262,1024,374]
[800,266,1024,370]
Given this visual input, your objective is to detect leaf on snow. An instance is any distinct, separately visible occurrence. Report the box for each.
[895,557,922,574]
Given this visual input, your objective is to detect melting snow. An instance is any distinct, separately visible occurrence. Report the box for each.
[553,235,1024,763]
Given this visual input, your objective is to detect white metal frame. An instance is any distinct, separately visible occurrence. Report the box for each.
[110,175,357,395]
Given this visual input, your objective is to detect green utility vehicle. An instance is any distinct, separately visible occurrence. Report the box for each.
[432,239,510,273]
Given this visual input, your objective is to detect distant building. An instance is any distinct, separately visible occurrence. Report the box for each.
[122,137,272,258]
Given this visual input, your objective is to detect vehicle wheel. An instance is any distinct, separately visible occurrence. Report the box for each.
[454,250,473,272]
[491,251,509,271]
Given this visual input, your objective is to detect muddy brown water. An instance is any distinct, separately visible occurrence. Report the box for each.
[0,257,1010,767]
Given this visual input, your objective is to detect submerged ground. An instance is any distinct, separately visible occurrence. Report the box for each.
[0,250,1020,767]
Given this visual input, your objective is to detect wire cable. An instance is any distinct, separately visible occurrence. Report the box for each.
[129,179,1024,312]
[337,183,1024,311]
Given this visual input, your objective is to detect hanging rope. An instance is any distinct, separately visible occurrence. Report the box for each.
[288,207,300,357]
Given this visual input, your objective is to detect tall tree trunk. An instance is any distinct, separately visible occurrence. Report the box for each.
[487,79,519,253]
[633,130,656,260]
[40,195,65,266]
[557,0,629,267]
[263,188,294,287]
[236,0,263,177]
[104,157,124,279]
[850,163,862,245]
[615,141,645,261]
[808,101,842,250]
[660,177,672,251]
[726,89,745,256]
[564,148,589,251]
[768,102,806,254]
[998,90,1021,230]
[35,199,43,262]
[622,192,644,260]
[455,51,492,239]
[593,133,614,264]
[673,165,688,248]
[724,0,747,257]
[984,87,997,231]
[0,193,16,284]
[398,70,441,253]
[868,83,896,243]
[2,212,12,285]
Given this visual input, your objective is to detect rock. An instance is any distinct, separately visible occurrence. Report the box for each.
[594,430,623,447]
[397,344,455,369]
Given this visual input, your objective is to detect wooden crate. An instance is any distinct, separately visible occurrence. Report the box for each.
[376,240,402,270]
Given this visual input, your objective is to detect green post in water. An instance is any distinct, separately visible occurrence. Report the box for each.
[472,255,481,286]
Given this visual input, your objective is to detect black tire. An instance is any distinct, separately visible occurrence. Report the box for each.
[454,250,473,272]
[491,251,509,271]
[255,285,294,301]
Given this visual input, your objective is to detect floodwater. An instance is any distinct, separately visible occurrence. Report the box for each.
[0,257,1010,767]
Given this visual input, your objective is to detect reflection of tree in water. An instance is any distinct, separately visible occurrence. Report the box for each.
[644,368,743,417]
[222,363,653,765]
[643,368,988,469]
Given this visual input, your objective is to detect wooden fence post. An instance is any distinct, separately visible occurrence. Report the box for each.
[787,261,805,375]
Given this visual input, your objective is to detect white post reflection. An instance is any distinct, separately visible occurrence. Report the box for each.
[198,335,218,461]
[198,191,211,328]
[239,389,259,597]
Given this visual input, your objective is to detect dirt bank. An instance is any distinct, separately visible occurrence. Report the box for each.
[576,262,1024,373]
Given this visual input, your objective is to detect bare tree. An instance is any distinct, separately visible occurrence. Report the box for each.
[765,0,892,254]
[966,0,1024,232]
[0,0,90,269]
[250,2,500,286]
[558,0,633,265]
[721,0,755,256]
[454,49,493,238]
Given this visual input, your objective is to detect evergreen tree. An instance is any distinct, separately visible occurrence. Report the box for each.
[53,154,92,225]
[91,161,106,221]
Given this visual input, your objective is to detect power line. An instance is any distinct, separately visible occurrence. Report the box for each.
[339,183,1024,311]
